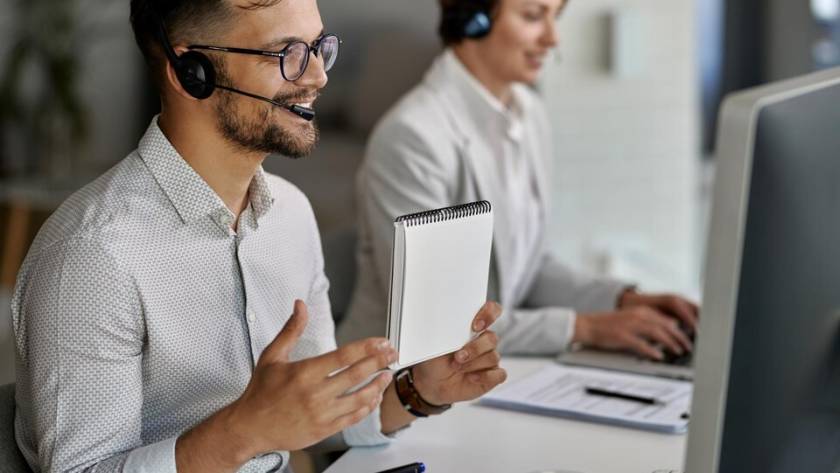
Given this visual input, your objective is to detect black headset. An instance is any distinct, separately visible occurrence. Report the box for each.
[154,18,217,100]
[151,6,316,121]
[442,1,494,41]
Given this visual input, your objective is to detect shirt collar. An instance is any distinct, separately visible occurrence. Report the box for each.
[248,167,275,220]
[441,49,526,143]
[138,116,275,225]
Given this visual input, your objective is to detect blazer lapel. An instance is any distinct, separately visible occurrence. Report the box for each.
[423,57,516,303]
[460,139,516,303]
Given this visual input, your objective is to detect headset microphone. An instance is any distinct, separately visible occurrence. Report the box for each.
[216,85,316,121]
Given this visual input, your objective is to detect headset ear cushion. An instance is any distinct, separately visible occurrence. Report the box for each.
[176,50,216,99]
[464,11,492,39]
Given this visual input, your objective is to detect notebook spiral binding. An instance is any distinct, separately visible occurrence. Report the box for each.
[396,201,492,227]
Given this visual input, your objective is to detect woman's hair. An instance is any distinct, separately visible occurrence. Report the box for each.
[437,0,500,46]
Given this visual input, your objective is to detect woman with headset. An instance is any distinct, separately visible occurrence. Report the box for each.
[338,0,699,359]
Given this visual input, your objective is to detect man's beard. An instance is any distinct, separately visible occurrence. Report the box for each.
[213,65,319,159]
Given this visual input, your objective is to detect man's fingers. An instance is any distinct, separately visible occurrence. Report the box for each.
[466,367,508,390]
[471,301,502,332]
[457,350,501,373]
[325,349,396,396]
[328,371,391,422]
[453,330,499,365]
[332,402,377,435]
[307,337,392,376]
[260,299,309,363]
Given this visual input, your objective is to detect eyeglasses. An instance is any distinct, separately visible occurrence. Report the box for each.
[188,34,341,82]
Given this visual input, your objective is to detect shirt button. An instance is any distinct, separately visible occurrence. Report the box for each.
[247,310,256,323]
[220,214,233,226]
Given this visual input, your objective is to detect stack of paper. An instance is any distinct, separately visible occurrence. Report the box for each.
[480,364,692,434]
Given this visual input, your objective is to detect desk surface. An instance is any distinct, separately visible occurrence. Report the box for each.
[325,357,687,473]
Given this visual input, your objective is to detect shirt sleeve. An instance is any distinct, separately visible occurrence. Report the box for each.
[492,305,578,355]
[525,252,629,314]
[341,406,394,446]
[13,237,177,473]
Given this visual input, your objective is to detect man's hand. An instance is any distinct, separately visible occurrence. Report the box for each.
[235,300,396,451]
[176,300,396,472]
[410,302,507,406]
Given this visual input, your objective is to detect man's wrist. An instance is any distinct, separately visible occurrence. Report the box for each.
[380,380,417,434]
[395,368,450,417]
[219,400,261,463]
[175,402,255,472]
[409,368,444,407]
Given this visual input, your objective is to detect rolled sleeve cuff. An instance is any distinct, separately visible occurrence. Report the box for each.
[495,306,578,355]
[543,307,577,350]
[123,437,177,473]
[559,310,577,349]
[342,406,394,447]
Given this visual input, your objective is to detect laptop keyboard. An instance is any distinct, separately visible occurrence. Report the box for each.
[661,351,693,366]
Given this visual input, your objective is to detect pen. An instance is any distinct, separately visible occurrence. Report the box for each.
[375,462,426,473]
[584,386,663,405]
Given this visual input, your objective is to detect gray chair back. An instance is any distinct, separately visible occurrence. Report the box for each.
[0,384,31,472]
[322,227,358,326]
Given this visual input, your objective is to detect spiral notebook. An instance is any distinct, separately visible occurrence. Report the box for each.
[387,201,494,369]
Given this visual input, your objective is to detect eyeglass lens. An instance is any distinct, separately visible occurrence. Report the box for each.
[282,35,340,81]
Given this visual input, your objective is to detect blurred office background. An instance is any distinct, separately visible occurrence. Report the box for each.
[2,0,840,391]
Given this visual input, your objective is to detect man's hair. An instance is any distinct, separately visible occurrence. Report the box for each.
[129,0,282,90]
[437,0,499,46]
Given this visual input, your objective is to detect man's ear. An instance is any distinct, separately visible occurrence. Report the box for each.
[163,46,200,101]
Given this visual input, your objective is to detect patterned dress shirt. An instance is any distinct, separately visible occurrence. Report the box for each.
[11,117,389,473]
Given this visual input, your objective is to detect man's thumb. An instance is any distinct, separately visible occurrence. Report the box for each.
[262,300,309,362]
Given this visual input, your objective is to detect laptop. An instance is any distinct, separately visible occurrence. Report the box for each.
[556,347,694,381]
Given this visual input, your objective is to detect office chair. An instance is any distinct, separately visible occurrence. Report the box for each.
[0,383,31,472]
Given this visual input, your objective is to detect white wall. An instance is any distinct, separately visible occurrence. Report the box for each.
[319,0,436,31]
[542,0,701,296]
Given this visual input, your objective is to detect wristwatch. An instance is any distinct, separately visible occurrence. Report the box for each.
[394,367,451,417]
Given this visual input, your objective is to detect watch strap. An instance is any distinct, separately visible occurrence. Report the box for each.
[394,367,451,417]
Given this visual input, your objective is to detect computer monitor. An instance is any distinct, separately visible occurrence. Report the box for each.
[685,68,840,472]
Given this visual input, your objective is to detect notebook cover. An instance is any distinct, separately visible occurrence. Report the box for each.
[387,201,494,368]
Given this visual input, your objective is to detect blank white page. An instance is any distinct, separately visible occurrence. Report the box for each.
[394,208,493,367]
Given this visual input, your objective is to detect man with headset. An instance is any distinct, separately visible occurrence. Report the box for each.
[340,0,699,360]
[10,1,505,472]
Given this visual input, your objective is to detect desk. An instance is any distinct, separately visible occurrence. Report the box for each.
[325,357,686,473]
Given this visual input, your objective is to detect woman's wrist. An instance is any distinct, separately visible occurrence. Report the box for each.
[617,286,640,308]
[572,314,591,345]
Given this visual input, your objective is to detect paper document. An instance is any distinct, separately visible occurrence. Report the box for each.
[480,364,692,434]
